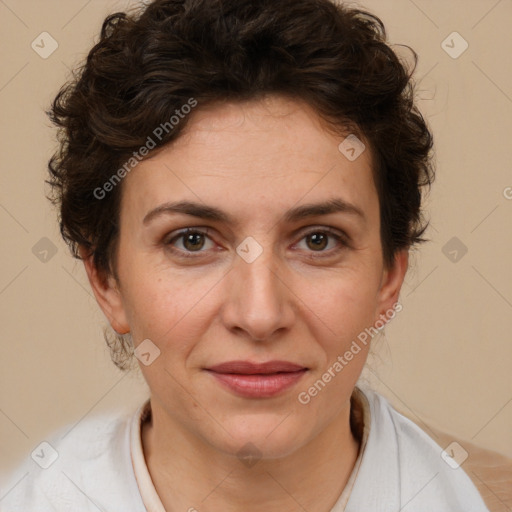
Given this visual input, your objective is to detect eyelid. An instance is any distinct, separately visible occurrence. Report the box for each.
[163,226,211,242]
[297,225,351,243]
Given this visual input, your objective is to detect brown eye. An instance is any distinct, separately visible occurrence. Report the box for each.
[164,228,215,258]
[305,232,329,251]
[295,228,348,256]
[182,232,206,251]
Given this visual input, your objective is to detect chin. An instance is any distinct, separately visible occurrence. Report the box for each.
[209,414,311,461]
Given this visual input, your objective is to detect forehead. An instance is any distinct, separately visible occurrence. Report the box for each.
[119,96,379,227]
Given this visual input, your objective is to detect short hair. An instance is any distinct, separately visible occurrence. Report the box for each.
[47,0,435,370]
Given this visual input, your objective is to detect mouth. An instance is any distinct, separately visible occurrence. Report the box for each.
[204,360,308,398]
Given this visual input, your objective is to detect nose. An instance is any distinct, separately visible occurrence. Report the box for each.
[220,247,296,342]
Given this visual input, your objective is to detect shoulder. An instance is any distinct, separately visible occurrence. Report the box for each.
[346,387,490,512]
[1,406,146,512]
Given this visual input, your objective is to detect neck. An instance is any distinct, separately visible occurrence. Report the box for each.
[141,398,361,512]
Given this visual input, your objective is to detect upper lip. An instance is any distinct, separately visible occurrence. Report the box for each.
[206,360,307,374]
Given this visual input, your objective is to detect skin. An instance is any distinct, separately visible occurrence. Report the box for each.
[82,95,408,511]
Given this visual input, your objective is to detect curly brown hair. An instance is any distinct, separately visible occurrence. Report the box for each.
[47,0,434,370]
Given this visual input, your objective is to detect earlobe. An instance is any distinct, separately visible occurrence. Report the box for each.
[79,247,130,335]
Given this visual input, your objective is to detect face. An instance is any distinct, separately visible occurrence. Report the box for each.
[86,95,407,459]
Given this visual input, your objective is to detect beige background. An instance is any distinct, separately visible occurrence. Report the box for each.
[1,0,511,486]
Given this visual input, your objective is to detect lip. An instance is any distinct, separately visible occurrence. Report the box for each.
[205,360,308,398]
[207,360,307,374]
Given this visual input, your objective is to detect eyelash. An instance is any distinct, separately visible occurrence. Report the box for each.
[163,227,349,259]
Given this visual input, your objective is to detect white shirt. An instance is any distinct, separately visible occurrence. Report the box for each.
[0,387,490,511]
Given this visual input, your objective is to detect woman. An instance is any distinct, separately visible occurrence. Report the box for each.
[3,0,491,510]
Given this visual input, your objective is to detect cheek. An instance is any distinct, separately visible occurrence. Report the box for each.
[298,270,380,344]
[120,264,220,350]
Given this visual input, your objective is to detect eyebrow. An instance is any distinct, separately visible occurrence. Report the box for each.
[142,198,366,226]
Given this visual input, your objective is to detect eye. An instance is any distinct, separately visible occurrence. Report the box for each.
[295,228,348,255]
[163,226,349,260]
[164,228,215,258]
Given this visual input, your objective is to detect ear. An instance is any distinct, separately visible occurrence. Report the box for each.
[79,246,130,335]
[374,249,409,323]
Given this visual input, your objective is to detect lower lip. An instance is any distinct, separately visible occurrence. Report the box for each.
[206,370,307,398]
